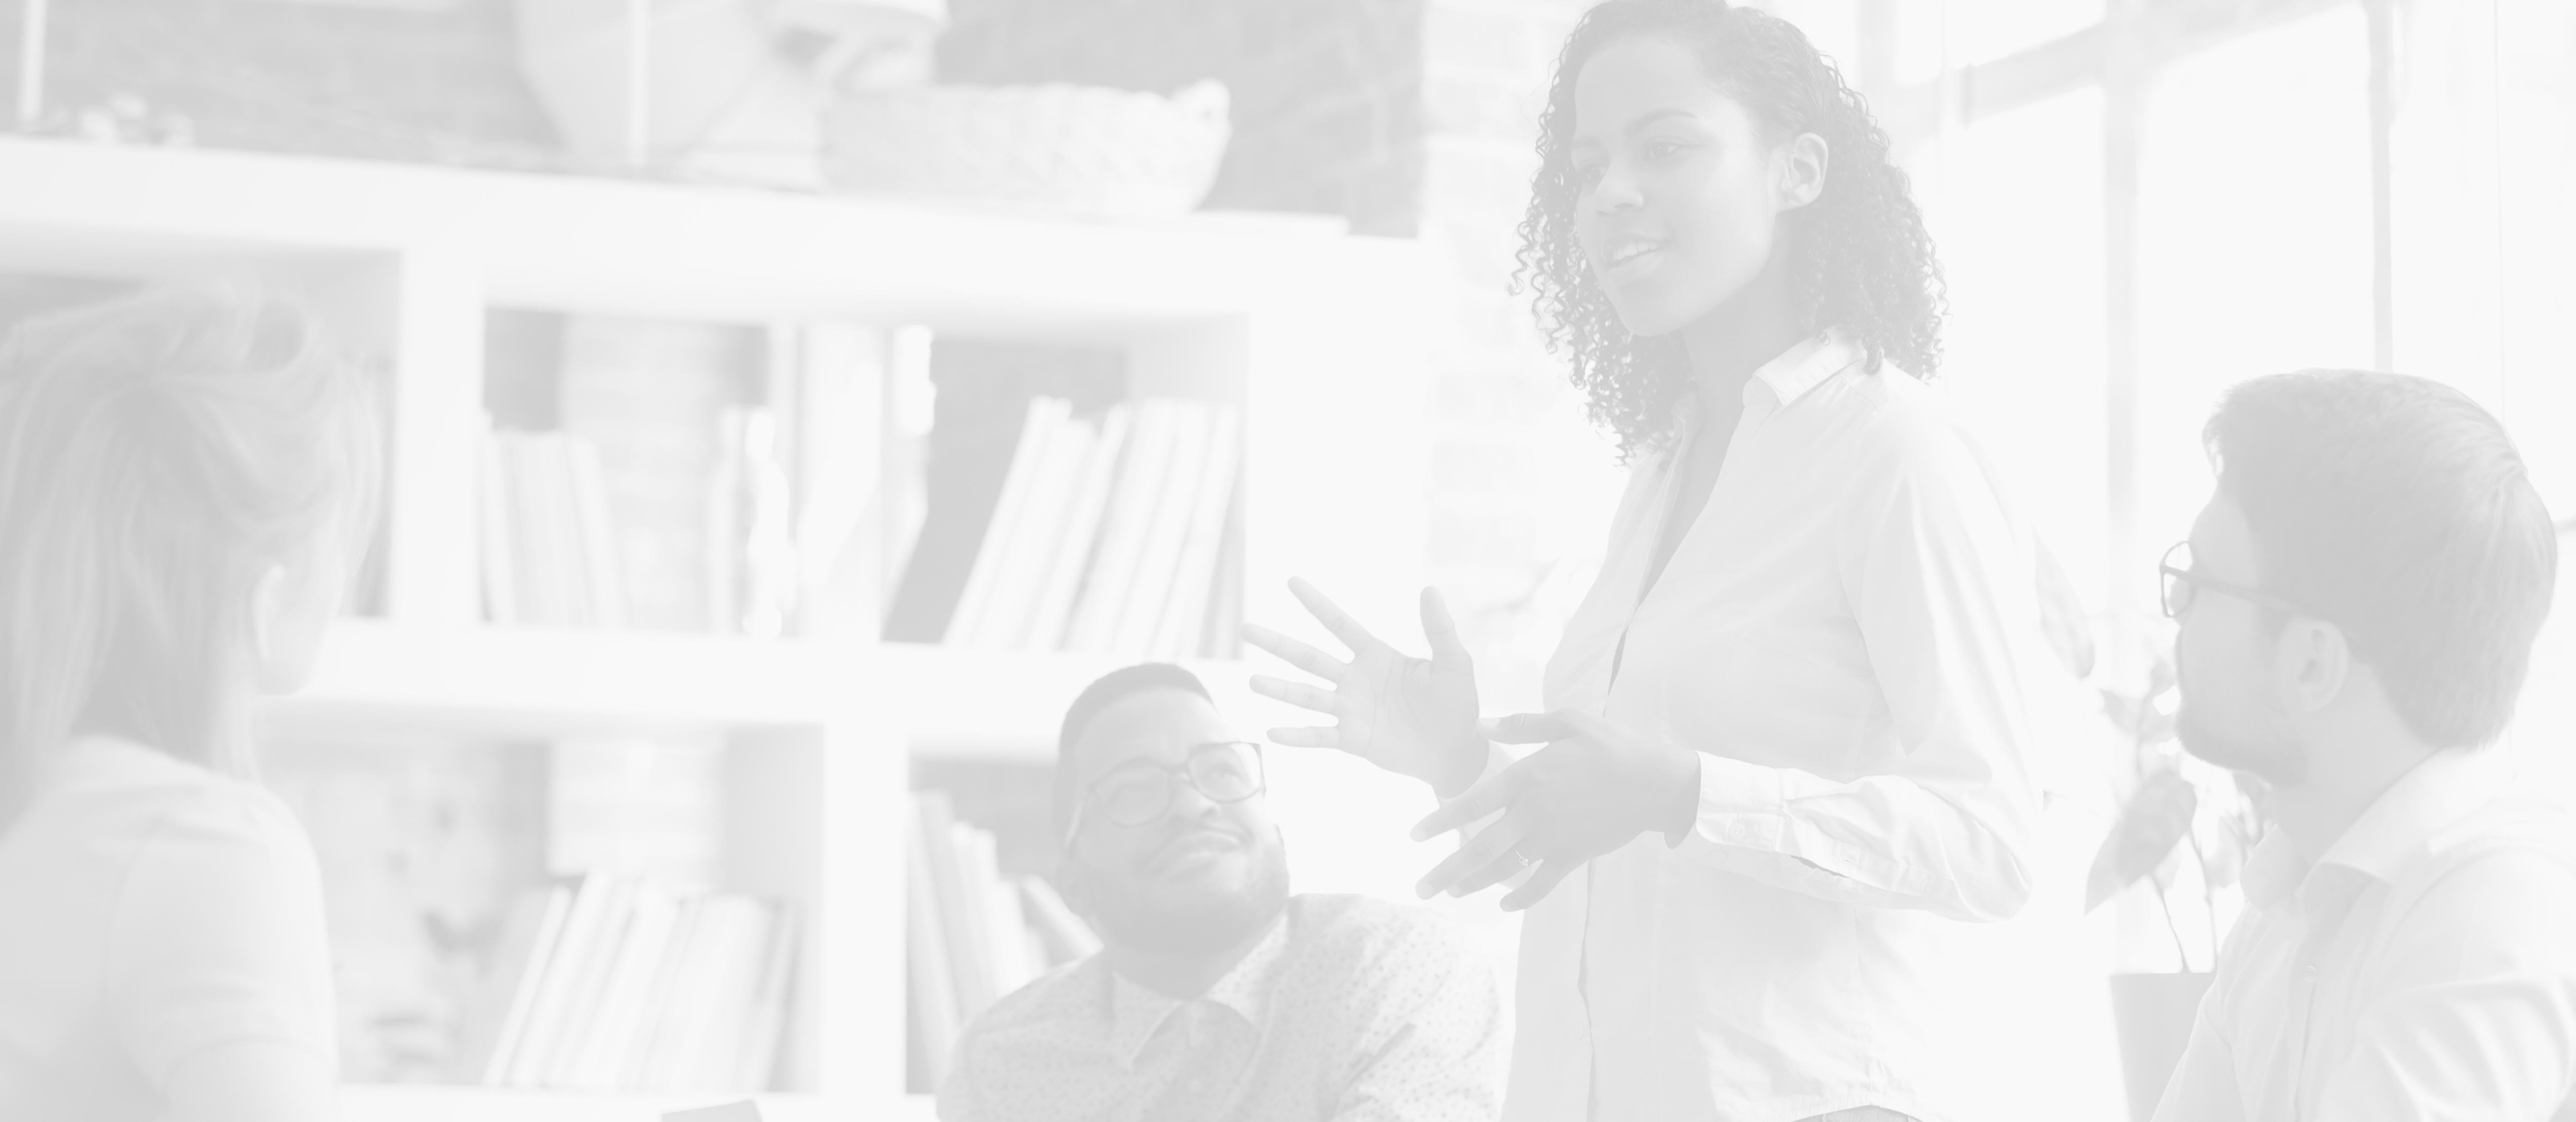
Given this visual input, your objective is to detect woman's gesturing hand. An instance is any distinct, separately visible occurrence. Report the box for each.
[1242,579,1488,797]
[1408,710,1701,911]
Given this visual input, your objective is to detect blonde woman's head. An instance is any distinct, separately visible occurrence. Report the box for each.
[0,285,383,811]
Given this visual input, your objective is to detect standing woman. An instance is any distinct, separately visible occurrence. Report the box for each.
[0,288,380,1122]
[1244,3,2045,1118]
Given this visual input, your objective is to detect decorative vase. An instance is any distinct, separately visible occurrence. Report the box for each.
[822,80,1232,218]
[512,0,832,186]
[2108,971,2214,1121]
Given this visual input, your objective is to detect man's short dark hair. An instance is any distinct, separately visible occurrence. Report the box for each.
[2205,369,2558,748]
[1054,663,1213,841]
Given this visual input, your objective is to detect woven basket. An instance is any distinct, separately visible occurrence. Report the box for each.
[823,80,1231,217]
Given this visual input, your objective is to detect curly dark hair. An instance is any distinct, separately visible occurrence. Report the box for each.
[1512,0,1947,461]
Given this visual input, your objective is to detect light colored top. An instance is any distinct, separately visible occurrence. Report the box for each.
[0,736,338,1121]
[2153,749,2576,1122]
[1507,333,2045,1122]
[938,893,1504,1122]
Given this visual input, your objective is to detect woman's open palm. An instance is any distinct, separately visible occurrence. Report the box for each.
[1243,579,1487,796]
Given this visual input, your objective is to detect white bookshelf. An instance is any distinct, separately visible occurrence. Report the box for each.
[0,135,1437,1119]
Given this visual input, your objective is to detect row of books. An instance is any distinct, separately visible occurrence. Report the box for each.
[943,397,1244,658]
[456,871,801,1093]
[478,425,627,628]
[477,409,798,634]
[910,791,1101,1085]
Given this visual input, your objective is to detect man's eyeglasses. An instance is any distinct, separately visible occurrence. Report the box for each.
[2159,540,2309,620]
[1062,741,1266,849]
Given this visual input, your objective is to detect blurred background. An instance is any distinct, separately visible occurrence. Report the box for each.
[2,1,2569,1119]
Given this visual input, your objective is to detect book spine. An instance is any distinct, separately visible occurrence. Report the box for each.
[1063,400,1176,652]
[970,829,1028,1000]
[477,422,520,625]
[666,896,746,1091]
[945,398,1065,646]
[1024,404,1132,651]
[706,411,746,633]
[1199,496,1246,658]
[912,793,992,1020]
[505,871,611,1086]
[971,408,1094,650]
[945,821,998,1017]
[1112,402,1215,654]
[565,435,627,629]
[907,814,963,1087]
[622,891,705,1091]
[500,434,558,628]
[733,898,801,1091]
[533,435,585,628]
[1150,405,1243,659]
[541,873,640,1086]
[644,895,734,1092]
[571,881,678,1088]
[698,896,771,1090]
[474,883,573,1085]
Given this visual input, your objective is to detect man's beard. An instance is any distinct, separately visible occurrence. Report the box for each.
[2174,648,2307,785]
[1085,832,1292,957]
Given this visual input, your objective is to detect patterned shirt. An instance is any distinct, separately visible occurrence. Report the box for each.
[936,893,1504,1122]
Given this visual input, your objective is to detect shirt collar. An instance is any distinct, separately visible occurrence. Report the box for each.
[1750,330,1862,409]
[1106,970,1184,1071]
[2315,747,2507,880]
[1666,331,1860,441]
[2241,748,2508,912]
[1102,910,1292,1071]
[1202,909,1292,1023]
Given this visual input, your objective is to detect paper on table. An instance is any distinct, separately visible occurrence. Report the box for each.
[662,1102,764,1122]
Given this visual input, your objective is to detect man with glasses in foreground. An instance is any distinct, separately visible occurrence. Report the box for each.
[2152,369,2574,1121]
[937,663,1504,1121]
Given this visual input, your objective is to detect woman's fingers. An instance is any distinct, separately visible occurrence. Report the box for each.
[1483,712,1561,744]
[1501,856,1580,912]
[1241,623,1348,683]
[1248,674,1338,715]
[1419,587,1471,666]
[1444,829,1545,897]
[1286,577,1385,656]
[1416,810,1531,898]
[1410,758,1532,840]
[1487,708,1622,746]
[1265,725,1343,750]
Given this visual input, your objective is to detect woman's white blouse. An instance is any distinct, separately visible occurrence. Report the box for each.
[0,736,337,1120]
[1503,333,2048,1121]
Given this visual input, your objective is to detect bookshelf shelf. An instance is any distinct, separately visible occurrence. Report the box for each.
[270,620,861,734]
[335,1085,887,1122]
[2,133,1437,1119]
[0,136,1353,329]
[261,622,1263,756]
[876,643,1262,760]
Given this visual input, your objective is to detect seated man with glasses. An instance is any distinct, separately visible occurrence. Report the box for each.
[936,663,1504,1122]
[2151,370,2573,1121]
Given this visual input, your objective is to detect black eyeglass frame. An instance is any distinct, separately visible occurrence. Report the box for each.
[1060,740,1268,851]
[2159,540,2312,620]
